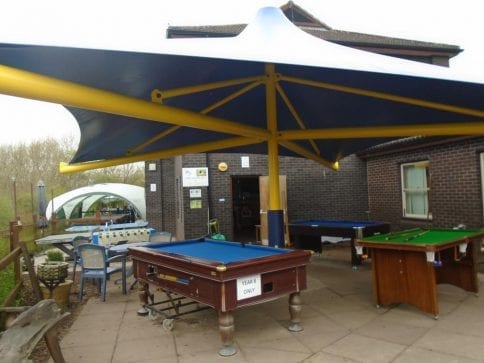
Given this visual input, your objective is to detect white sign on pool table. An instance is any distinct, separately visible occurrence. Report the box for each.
[236,274,261,300]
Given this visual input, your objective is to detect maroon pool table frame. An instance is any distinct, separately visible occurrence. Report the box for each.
[129,244,311,356]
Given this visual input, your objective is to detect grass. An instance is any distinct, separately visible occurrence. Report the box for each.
[0,237,16,335]
[0,237,15,306]
[0,232,38,329]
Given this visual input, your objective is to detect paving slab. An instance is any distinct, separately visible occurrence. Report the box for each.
[48,250,484,362]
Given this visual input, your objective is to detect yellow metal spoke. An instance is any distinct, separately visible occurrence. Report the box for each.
[135,80,263,153]
[128,125,181,154]
[60,136,261,173]
[0,64,270,140]
[200,80,263,114]
[275,82,320,155]
[279,140,339,171]
[279,122,484,140]
[151,76,264,101]
[280,75,484,117]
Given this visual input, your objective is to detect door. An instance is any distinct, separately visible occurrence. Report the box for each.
[259,175,289,246]
[231,176,260,242]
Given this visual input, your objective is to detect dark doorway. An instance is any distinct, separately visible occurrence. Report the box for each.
[232,176,260,242]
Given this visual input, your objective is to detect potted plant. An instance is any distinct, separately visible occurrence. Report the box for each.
[37,250,69,285]
[37,250,72,309]
[45,250,65,262]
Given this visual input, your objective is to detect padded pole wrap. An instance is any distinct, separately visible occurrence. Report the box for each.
[268,210,284,248]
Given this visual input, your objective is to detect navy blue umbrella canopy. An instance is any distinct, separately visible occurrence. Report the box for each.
[0,6,482,171]
[0,6,483,247]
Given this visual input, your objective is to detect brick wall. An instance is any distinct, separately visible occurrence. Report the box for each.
[365,137,484,230]
[149,137,484,239]
[146,152,370,240]
[145,160,162,230]
[181,154,210,238]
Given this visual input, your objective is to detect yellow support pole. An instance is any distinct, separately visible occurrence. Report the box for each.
[265,64,284,247]
[266,64,280,211]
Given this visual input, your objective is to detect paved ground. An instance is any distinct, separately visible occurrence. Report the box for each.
[50,246,484,362]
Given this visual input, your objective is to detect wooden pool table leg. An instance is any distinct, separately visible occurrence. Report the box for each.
[218,311,236,356]
[350,238,362,268]
[137,281,153,316]
[288,292,303,332]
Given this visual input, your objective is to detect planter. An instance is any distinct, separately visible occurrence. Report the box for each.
[37,261,69,284]
[40,279,73,312]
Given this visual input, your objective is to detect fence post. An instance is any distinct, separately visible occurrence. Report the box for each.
[20,241,42,302]
[9,221,21,285]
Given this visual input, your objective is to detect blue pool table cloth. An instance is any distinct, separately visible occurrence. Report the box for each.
[146,239,289,264]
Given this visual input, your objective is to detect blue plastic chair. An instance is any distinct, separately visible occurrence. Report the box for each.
[71,236,90,285]
[77,244,126,302]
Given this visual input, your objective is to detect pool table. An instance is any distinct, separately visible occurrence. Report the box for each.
[288,219,390,267]
[355,228,484,318]
[129,238,312,356]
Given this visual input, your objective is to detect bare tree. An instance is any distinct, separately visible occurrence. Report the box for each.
[0,137,145,227]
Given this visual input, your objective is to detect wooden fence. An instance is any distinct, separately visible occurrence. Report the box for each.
[0,221,41,309]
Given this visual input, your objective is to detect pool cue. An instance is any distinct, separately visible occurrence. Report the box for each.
[405,230,429,241]
[384,228,421,240]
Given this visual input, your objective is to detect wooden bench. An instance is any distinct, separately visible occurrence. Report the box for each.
[0,299,70,363]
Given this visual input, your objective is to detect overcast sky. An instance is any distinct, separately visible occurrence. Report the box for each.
[0,0,482,145]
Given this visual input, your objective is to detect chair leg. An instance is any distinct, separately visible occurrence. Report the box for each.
[102,277,107,302]
[72,261,77,285]
[79,276,84,302]
[122,265,127,295]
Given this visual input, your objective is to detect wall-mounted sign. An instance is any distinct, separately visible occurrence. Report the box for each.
[190,199,202,209]
[189,189,202,198]
[241,156,250,168]
[182,167,209,187]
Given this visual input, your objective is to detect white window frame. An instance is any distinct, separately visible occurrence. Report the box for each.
[401,161,431,219]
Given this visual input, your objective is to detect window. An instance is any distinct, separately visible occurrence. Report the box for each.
[480,153,484,217]
[401,161,431,219]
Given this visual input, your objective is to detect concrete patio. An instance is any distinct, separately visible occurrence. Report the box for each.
[50,246,484,362]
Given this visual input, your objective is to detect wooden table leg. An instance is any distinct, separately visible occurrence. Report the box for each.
[44,328,66,363]
[288,292,303,332]
[350,238,363,268]
[137,281,153,316]
[218,311,236,356]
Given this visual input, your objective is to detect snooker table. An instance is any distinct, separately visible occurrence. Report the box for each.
[355,228,484,318]
[288,219,390,267]
[129,238,312,356]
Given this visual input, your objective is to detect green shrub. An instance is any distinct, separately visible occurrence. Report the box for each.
[46,250,64,262]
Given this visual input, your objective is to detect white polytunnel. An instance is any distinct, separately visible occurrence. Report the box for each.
[45,183,146,221]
